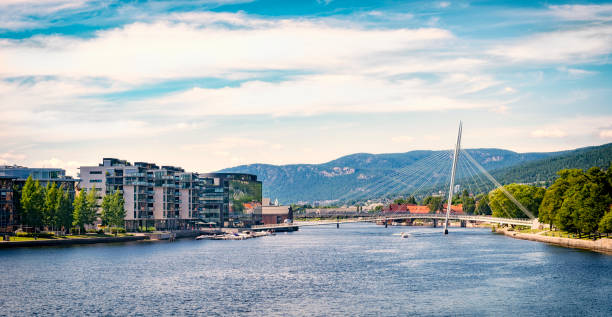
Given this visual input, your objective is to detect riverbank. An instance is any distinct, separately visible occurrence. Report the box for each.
[0,235,148,248]
[497,227,612,253]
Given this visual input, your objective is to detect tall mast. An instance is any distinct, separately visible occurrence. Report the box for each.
[444,121,462,235]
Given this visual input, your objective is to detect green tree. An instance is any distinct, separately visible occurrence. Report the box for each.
[557,167,611,235]
[43,182,61,230]
[73,188,98,232]
[461,189,476,214]
[406,196,417,204]
[56,189,73,234]
[101,191,125,234]
[539,169,582,229]
[393,198,406,205]
[20,176,45,230]
[488,184,545,218]
[599,207,612,236]
[474,193,491,215]
[427,196,444,213]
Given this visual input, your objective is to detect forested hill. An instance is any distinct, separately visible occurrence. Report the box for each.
[489,142,612,185]
[218,147,579,203]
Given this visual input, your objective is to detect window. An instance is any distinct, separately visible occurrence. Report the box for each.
[90,179,102,183]
[90,171,102,175]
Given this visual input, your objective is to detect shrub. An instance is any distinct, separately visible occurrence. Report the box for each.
[111,227,126,234]
[16,232,54,238]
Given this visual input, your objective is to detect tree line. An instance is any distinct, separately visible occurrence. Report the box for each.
[387,164,612,237]
[477,165,611,236]
[17,175,126,234]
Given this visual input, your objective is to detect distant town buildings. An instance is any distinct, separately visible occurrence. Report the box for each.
[383,203,464,214]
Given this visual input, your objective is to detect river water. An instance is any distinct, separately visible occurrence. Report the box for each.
[1,223,611,316]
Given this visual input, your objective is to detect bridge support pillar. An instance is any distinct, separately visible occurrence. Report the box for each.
[460,220,466,228]
[432,219,437,228]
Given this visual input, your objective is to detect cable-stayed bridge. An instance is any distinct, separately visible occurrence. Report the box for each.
[256,122,539,234]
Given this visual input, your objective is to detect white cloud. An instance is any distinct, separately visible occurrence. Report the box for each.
[488,25,612,63]
[391,135,414,143]
[557,66,597,77]
[125,74,503,117]
[548,4,612,21]
[600,129,612,139]
[35,158,84,176]
[530,128,567,138]
[0,15,453,83]
[0,151,27,165]
[437,2,451,9]
[503,86,517,94]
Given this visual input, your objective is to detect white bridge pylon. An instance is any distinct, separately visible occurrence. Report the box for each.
[443,121,536,235]
[444,121,462,235]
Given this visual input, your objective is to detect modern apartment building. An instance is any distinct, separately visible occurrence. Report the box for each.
[79,159,262,230]
[0,176,17,234]
[0,165,77,199]
[200,173,263,228]
[0,166,77,233]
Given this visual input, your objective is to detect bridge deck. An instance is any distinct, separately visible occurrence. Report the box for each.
[252,214,533,230]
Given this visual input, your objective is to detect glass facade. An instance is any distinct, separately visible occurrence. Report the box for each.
[200,173,262,227]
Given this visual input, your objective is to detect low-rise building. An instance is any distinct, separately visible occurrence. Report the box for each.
[262,205,293,225]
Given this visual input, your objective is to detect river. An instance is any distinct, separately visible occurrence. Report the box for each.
[1,223,611,316]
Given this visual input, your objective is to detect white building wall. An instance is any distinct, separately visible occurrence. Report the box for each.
[153,187,164,219]
[124,185,135,220]
[179,189,190,219]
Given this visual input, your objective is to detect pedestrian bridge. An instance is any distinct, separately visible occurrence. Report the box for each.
[252,214,535,231]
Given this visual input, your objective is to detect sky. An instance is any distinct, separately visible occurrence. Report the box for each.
[1,0,612,176]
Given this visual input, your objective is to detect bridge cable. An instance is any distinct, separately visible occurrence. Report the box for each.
[333,150,451,202]
[462,150,535,219]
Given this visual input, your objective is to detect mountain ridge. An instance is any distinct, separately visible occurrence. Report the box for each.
[218,144,612,203]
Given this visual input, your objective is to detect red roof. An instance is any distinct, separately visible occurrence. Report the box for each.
[443,203,464,214]
[384,203,463,214]
[407,205,431,214]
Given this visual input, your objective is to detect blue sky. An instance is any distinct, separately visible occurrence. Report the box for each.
[1,0,612,175]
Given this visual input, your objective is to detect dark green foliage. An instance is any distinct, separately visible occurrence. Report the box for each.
[538,167,611,234]
[461,190,476,214]
[489,143,612,187]
[57,189,74,232]
[599,207,612,234]
[474,193,491,215]
[43,182,61,230]
[538,169,581,229]
[423,196,443,213]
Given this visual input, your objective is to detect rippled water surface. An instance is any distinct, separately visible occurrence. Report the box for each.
[1,224,611,316]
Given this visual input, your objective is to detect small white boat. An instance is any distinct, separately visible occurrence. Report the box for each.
[400,232,411,238]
